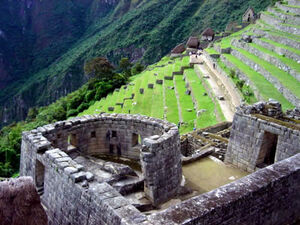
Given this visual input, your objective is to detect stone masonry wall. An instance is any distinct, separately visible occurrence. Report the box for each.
[202,50,243,112]
[149,153,300,225]
[225,103,300,172]
[20,113,181,224]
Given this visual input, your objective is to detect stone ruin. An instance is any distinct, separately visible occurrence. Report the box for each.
[225,100,300,172]
[7,101,300,224]
[0,177,48,225]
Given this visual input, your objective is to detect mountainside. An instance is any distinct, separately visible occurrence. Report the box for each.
[206,0,300,109]
[0,0,273,127]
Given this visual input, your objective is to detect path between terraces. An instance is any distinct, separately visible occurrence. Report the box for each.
[191,54,234,121]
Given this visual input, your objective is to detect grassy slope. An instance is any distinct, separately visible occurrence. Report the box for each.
[79,56,223,134]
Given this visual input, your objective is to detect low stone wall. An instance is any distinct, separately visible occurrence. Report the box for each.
[267,7,300,25]
[225,102,300,172]
[251,27,300,49]
[231,40,299,107]
[220,54,265,102]
[20,113,182,224]
[239,38,300,82]
[202,50,243,112]
[252,37,300,69]
[149,153,300,225]
[260,13,300,35]
[276,2,300,14]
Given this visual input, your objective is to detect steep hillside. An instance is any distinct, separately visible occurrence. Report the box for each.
[0,0,273,127]
[79,56,226,134]
[206,0,300,109]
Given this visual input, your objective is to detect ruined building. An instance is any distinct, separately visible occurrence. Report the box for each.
[18,101,300,224]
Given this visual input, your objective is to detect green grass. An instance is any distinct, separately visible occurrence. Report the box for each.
[205,48,219,55]
[250,42,300,74]
[184,69,218,128]
[259,38,300,56]
[235,47,300,99]
[217,59,257,104]
[223,54,294,110]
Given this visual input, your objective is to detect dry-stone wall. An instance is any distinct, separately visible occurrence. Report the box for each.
[230,40,300,107]
[20,114,182,224]
[225,101,300,172]
[202,50,243,112]
[149,152,300,225]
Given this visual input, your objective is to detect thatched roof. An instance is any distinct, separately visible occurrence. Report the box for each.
[0,177,48,225]
[186,37,199,49]
[202,28,215,37]
[171,43,186,54]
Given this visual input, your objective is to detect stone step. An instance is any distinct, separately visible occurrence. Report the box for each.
[260,13,300,36]
[267,7,300,25]
[231,39,300,107]
[110,175,144,195]
[251,27,300,49]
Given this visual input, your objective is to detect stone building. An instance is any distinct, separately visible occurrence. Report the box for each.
[225,100,300,172]
[201,28,215,41]
[16,104,300,225]
[242,7,256,23]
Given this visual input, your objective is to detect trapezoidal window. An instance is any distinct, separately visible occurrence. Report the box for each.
[91,131,96,138]
[132,133,141,147]
[112,131,117,138]
[35,160,45,196]
[68,133,77,147]
[256,131,278,168]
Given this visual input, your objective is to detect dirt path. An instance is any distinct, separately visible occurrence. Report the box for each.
[194,63,234,121]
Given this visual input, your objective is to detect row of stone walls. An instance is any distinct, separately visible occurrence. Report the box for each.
[148,153,300,225]
[202,50,243,112]
[225,112,300,171]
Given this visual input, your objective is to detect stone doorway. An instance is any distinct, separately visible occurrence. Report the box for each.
[35,160,45,195]
[256,131,278,167]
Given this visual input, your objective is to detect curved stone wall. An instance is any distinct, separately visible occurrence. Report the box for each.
[20,113,182,208]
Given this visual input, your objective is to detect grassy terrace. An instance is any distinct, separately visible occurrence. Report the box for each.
[259,38,300,55]
[79,56,219,134]
[234,47,300,100]
[222,53,293,110]
[184,69,217,128]
[216,59,257,104]
[249,43,300,74]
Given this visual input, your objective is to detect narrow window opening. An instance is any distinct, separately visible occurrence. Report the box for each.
[112,131,117,138]
[68,133,77,151]
[91,131,96,138]
[35,160,45,196]
[132,133,141,147]
[256,131,278,168]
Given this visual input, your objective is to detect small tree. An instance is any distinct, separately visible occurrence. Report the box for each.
[84,57,115,80]
[119,57,132,78]
[132,62,145,75]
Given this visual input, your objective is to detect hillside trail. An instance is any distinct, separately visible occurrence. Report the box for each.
[192,55,234,121]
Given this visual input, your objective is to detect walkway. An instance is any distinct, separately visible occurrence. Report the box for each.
[193,55,235,121]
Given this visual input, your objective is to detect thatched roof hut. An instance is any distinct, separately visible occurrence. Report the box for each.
[186,37,200,49]
[201,28,215,41]
[171,43,186,54]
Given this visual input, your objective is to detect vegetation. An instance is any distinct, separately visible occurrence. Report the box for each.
[0,57,128,177]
